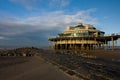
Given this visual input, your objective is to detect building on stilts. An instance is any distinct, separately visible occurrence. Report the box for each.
[48,23,119,51]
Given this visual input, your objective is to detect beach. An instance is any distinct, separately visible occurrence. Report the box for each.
[0,56,80,80]
[0,48,120,80]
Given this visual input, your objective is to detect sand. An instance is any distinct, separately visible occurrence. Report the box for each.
[0,56,80,80]
[0,49,120,80]
[82,49,120,61]
[39,50,120,80]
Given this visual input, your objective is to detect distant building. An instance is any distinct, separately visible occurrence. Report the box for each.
[58,23,104,37]
[49,23,118,50]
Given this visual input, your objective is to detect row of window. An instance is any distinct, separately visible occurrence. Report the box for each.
[59,32,104,37]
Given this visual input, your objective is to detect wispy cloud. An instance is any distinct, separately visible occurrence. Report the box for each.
[10,0,40,10]
[23,9,97,29]
[9,0,71,10]
[50,0,71,7]
[0,9,97,36]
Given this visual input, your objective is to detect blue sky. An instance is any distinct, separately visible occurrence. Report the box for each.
[0,0,120,47]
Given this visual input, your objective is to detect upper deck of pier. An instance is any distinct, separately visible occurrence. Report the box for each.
[49,34,120,42]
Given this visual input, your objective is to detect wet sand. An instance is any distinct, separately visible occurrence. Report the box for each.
[0,56,79,80]
[0,49,120,80]
[39,50,120,80]
[82,49,120,61]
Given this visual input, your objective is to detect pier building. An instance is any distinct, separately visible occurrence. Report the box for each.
[49,23,120,50]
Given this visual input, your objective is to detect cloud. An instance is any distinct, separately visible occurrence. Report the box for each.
[50,0,71,7]
[23,9,97,29]
[0,9,98,46]
[10,0,41,10]
[0,9,97,36]
[0,20,41,36]
[0,36,5,39]
[9,0,71,10]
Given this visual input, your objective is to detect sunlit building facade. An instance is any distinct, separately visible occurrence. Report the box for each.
[59,23,104,37]
[48,23,117,50]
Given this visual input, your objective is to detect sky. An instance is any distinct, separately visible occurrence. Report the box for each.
[0,0,120,47]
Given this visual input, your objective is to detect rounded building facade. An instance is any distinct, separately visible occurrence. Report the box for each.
[49,23,118,50]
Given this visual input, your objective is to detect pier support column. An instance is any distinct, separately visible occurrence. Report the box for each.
[97,44,100,49]
[94,38,96,50]
[75,39,77,50]
[108,41,110,49]
[70,39,72,50]
[90,44,92,50]
[60,39,62,50]
[86,44,89,50]
[81,38,84,50]
[105,40,108,50]
[55,44,58,50]
[106,42,108,50]
[111,37,114,51]
[97,43,100,49]
[81,44,84,50]
[65,39,67,50]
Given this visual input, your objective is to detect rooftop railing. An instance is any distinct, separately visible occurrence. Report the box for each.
[105,33,120,36]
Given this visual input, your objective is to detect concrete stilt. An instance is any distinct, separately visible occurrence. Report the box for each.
[111,37,114,51]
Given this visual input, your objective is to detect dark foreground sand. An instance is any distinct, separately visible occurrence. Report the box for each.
[0,49,120,80]
[83,50,120,61]
[0,56,79,80]
[39,50,120,80]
